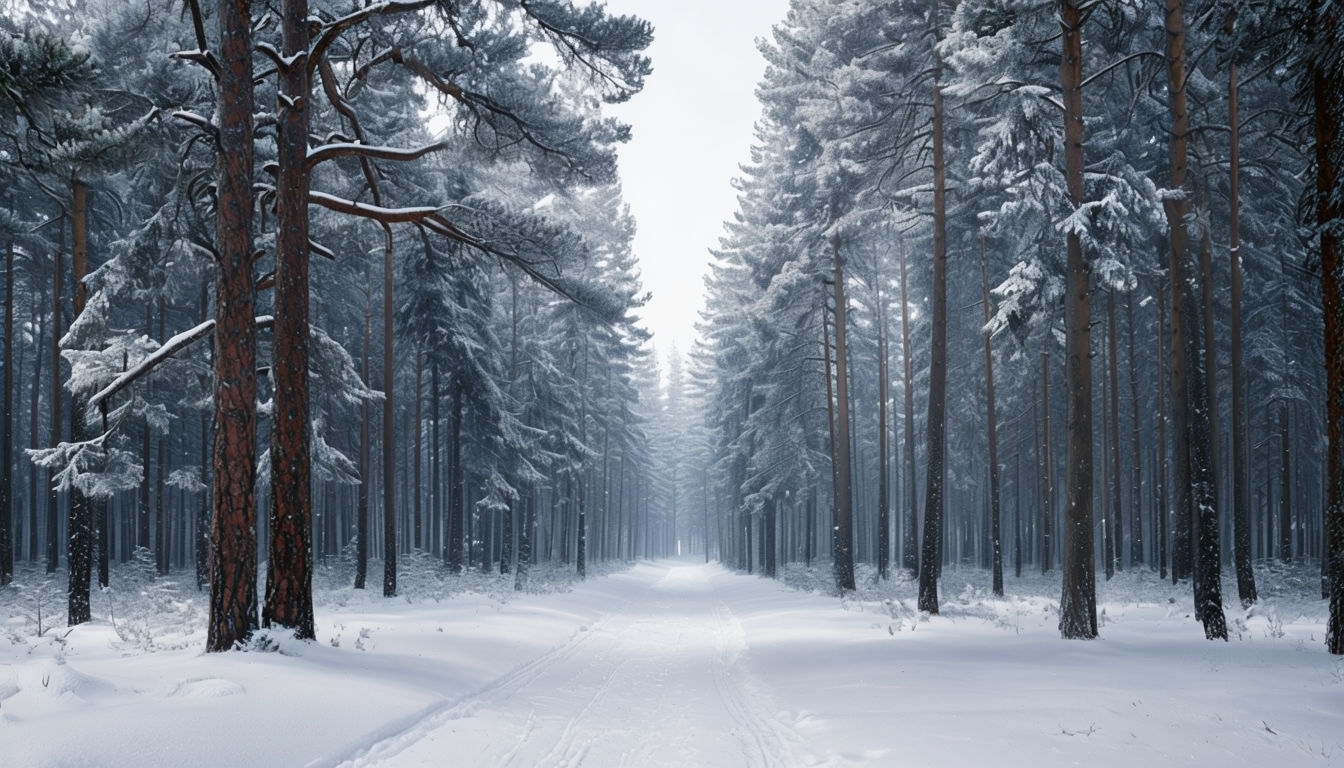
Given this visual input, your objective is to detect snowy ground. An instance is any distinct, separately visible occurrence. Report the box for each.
[1,554,1341,767]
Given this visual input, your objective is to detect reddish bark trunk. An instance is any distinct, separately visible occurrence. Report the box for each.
[207,0,259,653]
[264,0,316,639]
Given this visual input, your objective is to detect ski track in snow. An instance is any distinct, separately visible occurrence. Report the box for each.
[314,609,615,768]
[321,564,814,768]
[710,602,807,768]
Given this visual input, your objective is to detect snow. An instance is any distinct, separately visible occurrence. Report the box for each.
[1,559,1340,767]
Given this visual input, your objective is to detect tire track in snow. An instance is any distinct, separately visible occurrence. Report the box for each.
[315,614,611,768]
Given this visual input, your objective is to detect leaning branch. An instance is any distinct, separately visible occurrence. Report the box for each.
[88,315,275,412]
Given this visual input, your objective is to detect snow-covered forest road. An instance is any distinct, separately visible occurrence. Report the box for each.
[332,564,808,767]
[3,559,1341,767]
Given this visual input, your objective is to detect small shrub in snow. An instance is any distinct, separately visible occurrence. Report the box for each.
[106,547,200,652]
[6,574,65,639]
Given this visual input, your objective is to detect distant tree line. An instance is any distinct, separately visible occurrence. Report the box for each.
[694,0,1344,649]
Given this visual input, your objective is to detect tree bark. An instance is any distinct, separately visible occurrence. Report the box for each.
[918,41,948,613]
[382,229,397,597]
[1314,0,1344,654]
[1108,290,1123,573]
[1157,283,1169,578]
[1165,0,1195,588]
[899,244,919,577]
[28,302,43,565]
[1227,10,1256,605]
[878,280,890,580]
[1126,295,1144,569]
[1058,0,1097,640]
[414,347,423,552]
[1,237,12,585]
[448,381,464,573]
[1040,352,1053,574]
[982,238,1003,596]
[263,0,316,639]
[1165,0,1225,639]
[155,299,167,575]
[356,283,371,589]
[1185,286,1228,639]
[432,359,441,561]
[831,234,855,592]
[514,491,532,591]
[46,229,62,576]
[67,179,93,626]
[139,304,152,553]
[207,0,260,652]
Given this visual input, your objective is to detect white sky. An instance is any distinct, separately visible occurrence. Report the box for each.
[605,0,790,363]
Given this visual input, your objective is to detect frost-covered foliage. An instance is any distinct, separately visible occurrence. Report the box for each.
[698,0,940,569]
[694,0,1323,598]
[942,0,1158,348]
[0,557,627,652]
[105,548,200,652]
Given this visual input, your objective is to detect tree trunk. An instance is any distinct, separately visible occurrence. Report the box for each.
[381,230,397,597]
[1057,0,1097,640]
[878,280,890,580]
[1185,286,1228,639]
[207,0,260,652]
[1165,0,1225,639]
[514,492,533,591]
[831,234,855,592]
[67,179,93,626]
[448,381,464,573]
[1157,283,1169,578]
[1227,10,1256,605]
[899,244,919,576]
[703,467,712,563]
[1314,0,1344,654]
[263,0,316,639]
[822,284,838,572]
[1198,208,1220,514]
[1165,0,1194,588]
[1,237,12,585]
[356,286,371,589]
[918,41,948,613]
[139,302,153,554]
[1108,290,1123,573]
[1014,442,1023,578]
[414,348,423,552]
[432,359,441,561]
[154,302,166,575]
[28,301,43,565]
[1127,295,1144,569]
[1040,352,1053,574]
[982,238,1003,596]
[576,467,587,578]
[47,228,63,576]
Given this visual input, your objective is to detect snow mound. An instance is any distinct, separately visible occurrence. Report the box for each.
[165,677,245,699]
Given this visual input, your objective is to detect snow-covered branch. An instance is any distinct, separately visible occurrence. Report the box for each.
[88,315,276,412]
[305,139,449,170]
